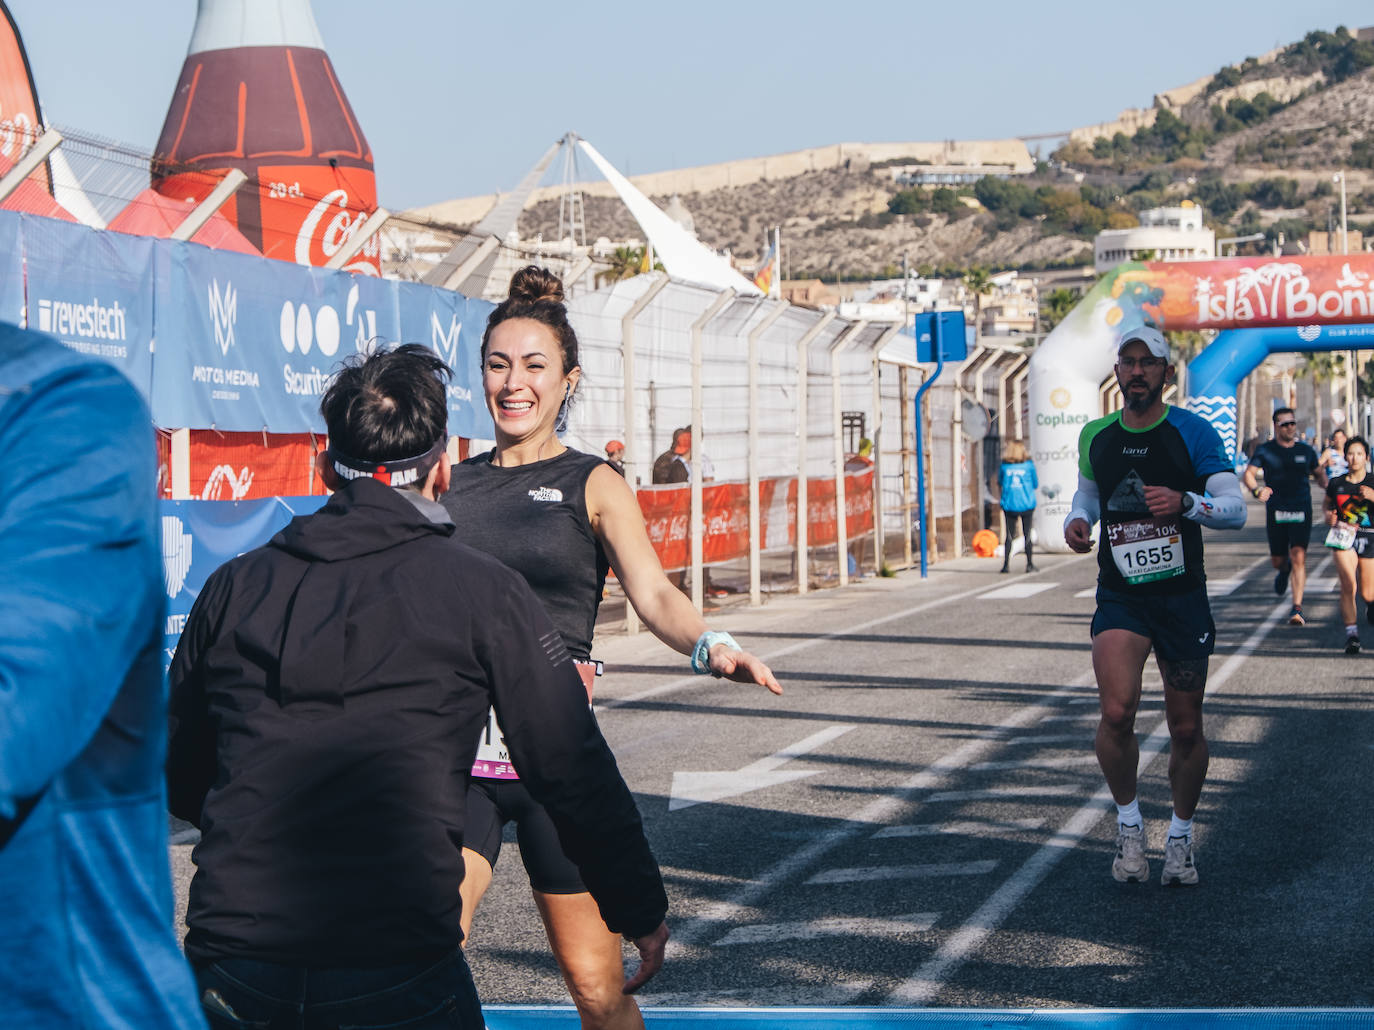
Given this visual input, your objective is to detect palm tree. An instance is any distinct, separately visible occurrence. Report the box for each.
[595,245,663,286]
[1039,288,1078,333]
[962,266,994,336]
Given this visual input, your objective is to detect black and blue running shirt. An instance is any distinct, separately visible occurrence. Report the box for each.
[1078,406,1230,595]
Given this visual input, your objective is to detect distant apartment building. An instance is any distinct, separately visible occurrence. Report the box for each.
[1093,202,1215,272]
[833,271,1039,334]
[1305,230,1368,255]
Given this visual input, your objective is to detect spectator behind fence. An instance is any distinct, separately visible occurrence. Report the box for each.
[167,343,670,1029]
[0,324,205,1029]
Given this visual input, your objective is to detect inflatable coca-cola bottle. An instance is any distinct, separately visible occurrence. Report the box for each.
[152,0,379,274]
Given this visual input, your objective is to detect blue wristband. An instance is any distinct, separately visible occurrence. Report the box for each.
[691,630,740,675]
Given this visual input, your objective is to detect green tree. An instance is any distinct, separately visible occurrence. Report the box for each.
[1039,288,1078,333]
[963,266,994,333]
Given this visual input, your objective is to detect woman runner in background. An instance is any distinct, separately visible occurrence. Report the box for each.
[442,266,781,1030]
[1321,427,1349,480]
[997,439,1039,573]
[1323,435,1374,654]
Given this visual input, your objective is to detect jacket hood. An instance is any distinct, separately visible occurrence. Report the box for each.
[272,478,454,563]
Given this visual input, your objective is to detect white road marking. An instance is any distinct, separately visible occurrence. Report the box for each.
[1039,712,1097,722]
[608,553,1100,708]
[884,557,1324,1006]
[977,582,1058,600]
[1002,733,1087,745]
[1074,587,1096,598]
[714,913,938,945]
[873,817,1046,839]
[926,783,1084,803]
[970,754,1101,772]
[806,860,998,885]
[1305,575,1338,593]
[1206,578,1243,596]
[668,724,854,811]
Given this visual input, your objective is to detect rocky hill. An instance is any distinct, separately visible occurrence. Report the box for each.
[514,28,1373,279]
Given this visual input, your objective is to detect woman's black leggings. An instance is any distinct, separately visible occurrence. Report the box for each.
[1002,508,1034,566]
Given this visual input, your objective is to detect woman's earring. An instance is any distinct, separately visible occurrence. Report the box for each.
[554,383,571,433]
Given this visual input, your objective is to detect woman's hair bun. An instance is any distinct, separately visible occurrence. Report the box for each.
[508,265,565,305]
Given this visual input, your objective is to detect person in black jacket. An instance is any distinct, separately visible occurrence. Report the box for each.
[167,344,668,1030]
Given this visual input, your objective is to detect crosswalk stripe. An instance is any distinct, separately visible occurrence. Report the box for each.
[714,913,938,945]
[873,817,1045,839]
[806,860,998,884]
[979,582,1057,600]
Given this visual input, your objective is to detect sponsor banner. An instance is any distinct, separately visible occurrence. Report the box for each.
[0,210,22,323]
[804,472,876,548]
[160,495,328,669]
[638,473,873,571]
[186,430,325,500]
[152,240,401,431]
[1112,254,1374,331]
[22,214,155,395]
[394,279,495,439]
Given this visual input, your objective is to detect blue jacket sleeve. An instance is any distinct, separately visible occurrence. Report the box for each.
[0,360,161,820]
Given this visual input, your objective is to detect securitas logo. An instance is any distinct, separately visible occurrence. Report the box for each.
[208,279,237,356]
[37,296,128,341]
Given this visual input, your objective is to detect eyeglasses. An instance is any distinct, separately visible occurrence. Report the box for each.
[1118,357,1166,371]
[1276,420,1297,428]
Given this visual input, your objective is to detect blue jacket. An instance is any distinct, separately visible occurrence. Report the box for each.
[0,326,204,1028]
[999,460,1038,513]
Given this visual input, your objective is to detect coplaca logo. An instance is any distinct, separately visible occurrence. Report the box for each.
[162,515,192,599]
[1050,387,1071,410]
[208,279,237,356]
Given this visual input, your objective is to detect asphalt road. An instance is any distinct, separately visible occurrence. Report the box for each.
[170,497,1374,1010]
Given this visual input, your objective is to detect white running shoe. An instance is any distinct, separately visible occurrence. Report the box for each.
[1161,835,1199,886]
[1112,822,1149,883]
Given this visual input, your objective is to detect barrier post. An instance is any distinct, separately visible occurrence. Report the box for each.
[747,300,789,606]
[690,289,736,610]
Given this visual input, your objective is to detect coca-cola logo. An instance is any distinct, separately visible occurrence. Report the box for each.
[295,188,378,274]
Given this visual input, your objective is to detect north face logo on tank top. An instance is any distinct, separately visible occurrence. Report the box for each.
[528,487,564,503]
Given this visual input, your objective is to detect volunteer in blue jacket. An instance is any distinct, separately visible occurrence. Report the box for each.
[998,438,1039,573]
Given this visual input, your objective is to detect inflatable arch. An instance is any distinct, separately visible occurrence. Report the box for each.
[1030,253,1374,551]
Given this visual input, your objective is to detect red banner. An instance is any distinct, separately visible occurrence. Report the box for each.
[637,472,874,571]
[1117,254,1374,331]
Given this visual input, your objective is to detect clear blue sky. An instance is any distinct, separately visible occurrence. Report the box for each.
[6,1,1372,211]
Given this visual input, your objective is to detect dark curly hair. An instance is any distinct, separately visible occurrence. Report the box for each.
[320,343,451,469]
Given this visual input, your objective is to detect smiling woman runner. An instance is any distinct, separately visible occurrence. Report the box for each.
[441,266,782,1030]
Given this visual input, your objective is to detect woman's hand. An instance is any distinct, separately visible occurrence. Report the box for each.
[709,644,782,695]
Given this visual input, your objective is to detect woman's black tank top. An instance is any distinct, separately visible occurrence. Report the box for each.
[441,448,609,659]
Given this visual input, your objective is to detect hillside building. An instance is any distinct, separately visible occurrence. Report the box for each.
[1093,202,1215,272]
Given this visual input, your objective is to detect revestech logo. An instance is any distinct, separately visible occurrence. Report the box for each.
[1035,411,1090,429]
[37,296,128,340]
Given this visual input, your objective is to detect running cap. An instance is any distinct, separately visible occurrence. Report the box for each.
[1118,325,1169,361]
[606,439,624,453]
[327,437,447,488]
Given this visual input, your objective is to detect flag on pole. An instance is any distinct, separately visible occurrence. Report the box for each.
[753,236,777,295]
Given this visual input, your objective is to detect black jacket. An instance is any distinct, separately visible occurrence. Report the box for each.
[168,478,666,966]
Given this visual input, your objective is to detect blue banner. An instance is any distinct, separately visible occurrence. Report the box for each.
[160,495,328,668]
[22,215,156,397]
[0,211,23,325]
[152,242,402,432]
[394,279,494,438]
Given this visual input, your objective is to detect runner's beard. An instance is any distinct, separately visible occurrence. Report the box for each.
[1123,378,1163,414]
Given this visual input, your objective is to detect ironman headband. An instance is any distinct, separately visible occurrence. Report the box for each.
[328,437,448,487]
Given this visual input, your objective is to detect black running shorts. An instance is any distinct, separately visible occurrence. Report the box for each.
[1091,584,1216,668]
[464,778,585,895]
[1265,508,1312,556]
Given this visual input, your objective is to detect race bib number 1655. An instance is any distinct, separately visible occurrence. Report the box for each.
[1108,516,1185,585]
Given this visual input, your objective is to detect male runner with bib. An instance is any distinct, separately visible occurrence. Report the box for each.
[1064,326,1246,887]
[1243,408,1326,625]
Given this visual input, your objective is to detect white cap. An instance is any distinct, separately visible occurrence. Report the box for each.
[1118,325,1169,360]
